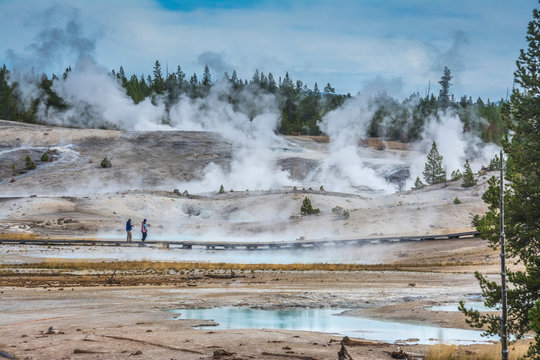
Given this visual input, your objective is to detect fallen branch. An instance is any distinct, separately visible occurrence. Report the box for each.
[101,335,202,354]
[341,336,385,347]
[0,349,15,360]
[73,348,104,354]
[204,274,246,279]
[261,351,317,360]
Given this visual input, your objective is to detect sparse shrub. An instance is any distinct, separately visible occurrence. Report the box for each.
[319,185,325,191]
[471,214,480,227]
[414,176,424,189]
[25,156,36,170]
[230,189,234,192]
[219,185,225,194]
[300,197,320,215]
[451,169,463,181]
[40,151,49,162]
[293,186,297,191]
[308,187,313,191]
[332,206,349,219]
[100,157,112,168]
[461,159,477,187]
[453,197,461,204]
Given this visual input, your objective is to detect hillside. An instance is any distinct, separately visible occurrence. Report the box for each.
[0,120,489,242]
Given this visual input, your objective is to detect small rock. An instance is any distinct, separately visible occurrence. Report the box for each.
[391,349,411,359]
[213,349,235,359]
[132,350,143,355]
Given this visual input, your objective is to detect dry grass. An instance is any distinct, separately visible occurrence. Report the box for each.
[0,232,39,240]
[425,342,530,360]
[2,260,401,272]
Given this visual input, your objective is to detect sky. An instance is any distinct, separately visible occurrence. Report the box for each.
[0,0,536,100]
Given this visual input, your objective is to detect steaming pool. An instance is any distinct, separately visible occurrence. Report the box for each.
[0,244,393,264]
[171,307,496,345]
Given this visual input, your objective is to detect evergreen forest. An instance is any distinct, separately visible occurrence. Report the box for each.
[0,62,506,144]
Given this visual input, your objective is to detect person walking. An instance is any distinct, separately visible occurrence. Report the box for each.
[126,218,133,242]
[141,219,148,242]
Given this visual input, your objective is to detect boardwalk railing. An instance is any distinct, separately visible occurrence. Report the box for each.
[0,231,480,251]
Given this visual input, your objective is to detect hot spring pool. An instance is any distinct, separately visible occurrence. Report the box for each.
[171,307,496,345]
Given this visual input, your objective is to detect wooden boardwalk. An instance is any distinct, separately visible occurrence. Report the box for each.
[0,231,479,251]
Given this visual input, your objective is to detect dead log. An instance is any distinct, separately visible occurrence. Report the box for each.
[337,337,354,360]
[101,334,202,354]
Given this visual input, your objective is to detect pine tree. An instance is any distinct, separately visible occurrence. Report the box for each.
[414,176,424,189]
[25,156,36,170]
[461,159,476,187]
[451,169,463,181]
[202,65,212,88]
[460,6,540,357]
[438,66,453,108]
[267,73,277,93]
[487,153,502,171]
[151,60,165,94]
[300,197,319,215]
[422,141,446,184]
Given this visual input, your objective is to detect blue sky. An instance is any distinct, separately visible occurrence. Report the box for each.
[0,0,536,100]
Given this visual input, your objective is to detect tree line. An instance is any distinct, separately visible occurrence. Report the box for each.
[0,62,506,144]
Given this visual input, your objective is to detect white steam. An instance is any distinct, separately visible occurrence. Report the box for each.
[407,111,500,188]
[317,96,396,193]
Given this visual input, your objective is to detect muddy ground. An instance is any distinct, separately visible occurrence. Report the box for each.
[0,237,507,360]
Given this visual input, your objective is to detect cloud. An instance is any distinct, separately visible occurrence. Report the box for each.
[0,0,533,101]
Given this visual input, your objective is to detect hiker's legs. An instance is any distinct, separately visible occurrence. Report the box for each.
[127,231,132,242]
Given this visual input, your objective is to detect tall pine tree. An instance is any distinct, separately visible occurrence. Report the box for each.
[438,66,453,108]
[460,5,540,357]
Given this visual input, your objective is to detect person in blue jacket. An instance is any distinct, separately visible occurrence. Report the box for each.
[125,219,133,242]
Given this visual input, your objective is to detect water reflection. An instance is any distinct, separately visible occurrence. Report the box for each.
[171,307,496,344]
[429,302,495,312]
